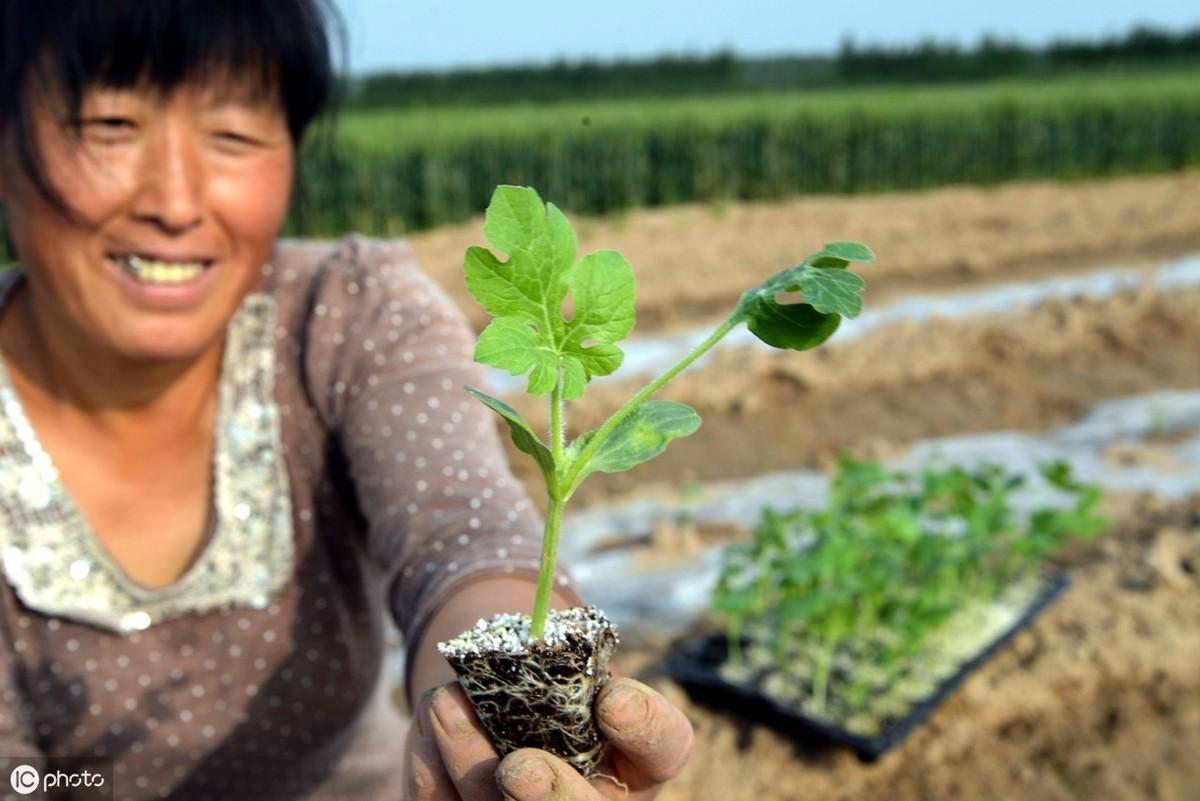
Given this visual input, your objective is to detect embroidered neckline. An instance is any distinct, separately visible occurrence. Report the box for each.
[0,269,294,633]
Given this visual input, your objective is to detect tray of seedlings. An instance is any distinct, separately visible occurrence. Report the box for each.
[663,457,1107,762]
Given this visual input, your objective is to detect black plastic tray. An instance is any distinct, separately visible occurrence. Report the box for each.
[661,572,1071,762]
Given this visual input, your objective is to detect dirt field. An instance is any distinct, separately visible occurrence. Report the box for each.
[411,170,1200,333]
[409,171,1200,800]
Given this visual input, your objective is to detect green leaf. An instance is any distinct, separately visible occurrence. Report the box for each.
[819,241,875,263]
[563,250,638,350]
[465,186,636,399]
[735,242,867,352]
[712,588,765,616]
[746,298,841,351]
[559,358,588,403]
[567,400,700,492]
[474,318,553,378]
[1039,460,1076,489]
[464,387,555,486]
[797,267,866,318]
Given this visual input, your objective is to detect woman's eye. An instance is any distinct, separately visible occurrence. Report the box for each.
[214,130,262,147]
[80,117,137,142]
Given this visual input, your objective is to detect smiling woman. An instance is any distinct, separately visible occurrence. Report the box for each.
[0,0,324,363]
[0,3,695,801]
[7,81,294,362]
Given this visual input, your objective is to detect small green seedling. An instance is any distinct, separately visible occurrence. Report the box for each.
[711,456,1107,728]
[464,185,871,639]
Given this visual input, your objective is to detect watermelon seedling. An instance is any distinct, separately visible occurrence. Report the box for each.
[437,185,870,774]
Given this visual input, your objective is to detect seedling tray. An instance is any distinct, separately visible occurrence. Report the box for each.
[662,572,1071,762]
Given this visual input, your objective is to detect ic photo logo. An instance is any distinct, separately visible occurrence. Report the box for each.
[9,764,38,795]
[7,762,107,795]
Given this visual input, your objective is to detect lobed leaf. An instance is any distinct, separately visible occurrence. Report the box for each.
[465,186,636,400]
[473,317,556,390]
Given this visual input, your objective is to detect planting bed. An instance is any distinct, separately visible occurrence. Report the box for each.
[396,171,1200,800]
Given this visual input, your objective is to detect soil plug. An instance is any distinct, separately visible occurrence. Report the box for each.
[438,607,617,775]
[437,185,870,775]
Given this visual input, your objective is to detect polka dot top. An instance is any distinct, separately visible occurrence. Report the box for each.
[0,236,575,800]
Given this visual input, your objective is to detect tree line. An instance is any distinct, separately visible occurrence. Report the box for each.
[346,24,1200,108]
[839,26,1200,82]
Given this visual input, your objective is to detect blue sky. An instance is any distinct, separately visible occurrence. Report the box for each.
[334,0,1199,74]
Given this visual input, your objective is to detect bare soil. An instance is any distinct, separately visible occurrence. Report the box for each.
[408,171,1200,800]
[411,170,1200,333]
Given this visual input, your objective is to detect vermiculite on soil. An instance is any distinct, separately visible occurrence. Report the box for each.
[437,606,619,776]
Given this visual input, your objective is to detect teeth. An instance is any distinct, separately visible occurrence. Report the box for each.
[115,255,206,284]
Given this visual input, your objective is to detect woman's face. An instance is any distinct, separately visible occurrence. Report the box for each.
[0,79,294,362]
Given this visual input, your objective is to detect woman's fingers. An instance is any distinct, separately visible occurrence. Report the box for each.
[497,748,608,801]
[594,678,694,792]
[411,676,692,800]
[427,682,503,800]
[404,688,461,801]
[406,726,460,801]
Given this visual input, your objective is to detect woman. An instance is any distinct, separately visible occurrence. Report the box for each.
[0,2,693,799]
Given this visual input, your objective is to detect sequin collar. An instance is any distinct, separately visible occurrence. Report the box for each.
[0,269,294,633]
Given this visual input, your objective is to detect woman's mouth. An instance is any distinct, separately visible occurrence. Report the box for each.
[107,254,215,285]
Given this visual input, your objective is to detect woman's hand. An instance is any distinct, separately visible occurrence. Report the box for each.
[404,676,693,800]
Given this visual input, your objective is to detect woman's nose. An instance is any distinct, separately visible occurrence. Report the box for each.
[130,124,204,233]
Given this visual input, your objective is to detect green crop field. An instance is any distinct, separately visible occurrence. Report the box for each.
[283,65,1200,238]
[334,66,1200,151]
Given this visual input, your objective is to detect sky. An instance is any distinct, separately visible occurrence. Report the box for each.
[334,0,1199,75]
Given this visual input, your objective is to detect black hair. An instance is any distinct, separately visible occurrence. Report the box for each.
[0,0,343,214]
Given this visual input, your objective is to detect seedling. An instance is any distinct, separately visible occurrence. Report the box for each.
[437,185,870,774]
[710,456,1107,737]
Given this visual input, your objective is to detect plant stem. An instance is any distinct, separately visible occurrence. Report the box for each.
[530,494,564,639]
[550,367,565,461]
[532,310,740,634]
[812,639,836,716]
[561,315,740,496]
[532,366,567,639]
[728,620,744,667]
